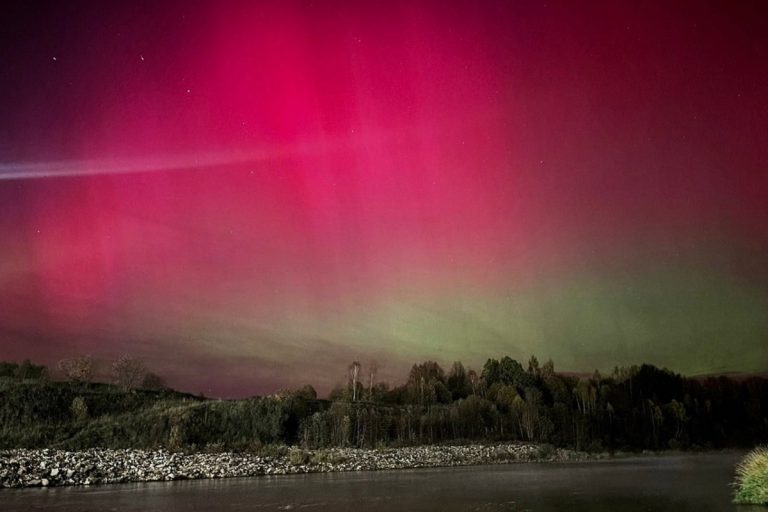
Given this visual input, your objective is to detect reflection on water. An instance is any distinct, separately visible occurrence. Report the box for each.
[3,452,763,512]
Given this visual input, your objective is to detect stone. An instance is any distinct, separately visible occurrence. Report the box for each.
[0,443,584,489]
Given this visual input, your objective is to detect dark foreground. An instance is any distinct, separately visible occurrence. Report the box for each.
[2,452,762,512]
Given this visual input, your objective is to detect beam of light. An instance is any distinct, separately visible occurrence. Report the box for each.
[0,148,287,180]
[0,123,436,181]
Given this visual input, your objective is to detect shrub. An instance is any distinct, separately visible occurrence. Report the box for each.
[311,449,348,464]
[70,396,89,421]
[537,443,557,460]
[141,372,166,391]
[253,443,289,458]
[289,447,310,465]
[167,425,184,451]
[203,442,225,453]
[733,447,768,505]
[586,440,604,453]
[58,356,95,384]
[17,359,48,380]
[0,362,19,378]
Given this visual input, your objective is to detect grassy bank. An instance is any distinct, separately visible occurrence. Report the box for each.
[0,378,318,451]
[734,447,768,505]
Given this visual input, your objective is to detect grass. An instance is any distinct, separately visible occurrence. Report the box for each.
[734,447,768,505]
[0,378,323,451]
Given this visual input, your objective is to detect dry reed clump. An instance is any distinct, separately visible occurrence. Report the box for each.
[734,447,768,505]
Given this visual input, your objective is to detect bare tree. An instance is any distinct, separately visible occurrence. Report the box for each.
[348,361,361,401]
[367,360,379,396]
[57,356,95,384]
[112,355,146,391]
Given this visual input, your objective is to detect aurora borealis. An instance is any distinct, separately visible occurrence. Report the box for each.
[1,1,767,397]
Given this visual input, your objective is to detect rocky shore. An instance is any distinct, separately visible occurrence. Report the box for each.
[0,443,589,488]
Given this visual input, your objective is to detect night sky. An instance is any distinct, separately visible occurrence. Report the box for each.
[1,1,767,397]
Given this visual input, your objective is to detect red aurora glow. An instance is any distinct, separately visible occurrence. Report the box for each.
[1,1,767,396]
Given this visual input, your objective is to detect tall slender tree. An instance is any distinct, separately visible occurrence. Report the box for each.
[348,361,361,401]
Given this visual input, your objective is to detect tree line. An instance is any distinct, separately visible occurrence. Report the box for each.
[1,355,766,452]
[1,355,165,391]
[302,356,767,451]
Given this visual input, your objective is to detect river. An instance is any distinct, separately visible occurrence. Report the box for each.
[2,452,761,511]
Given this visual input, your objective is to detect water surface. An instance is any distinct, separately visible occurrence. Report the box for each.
[3,452,761,511]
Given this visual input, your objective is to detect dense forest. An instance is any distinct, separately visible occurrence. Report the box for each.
[0,356,766,452]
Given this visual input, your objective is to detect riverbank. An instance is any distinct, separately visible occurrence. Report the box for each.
[0,443,591,488]
[0,453,747,512]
